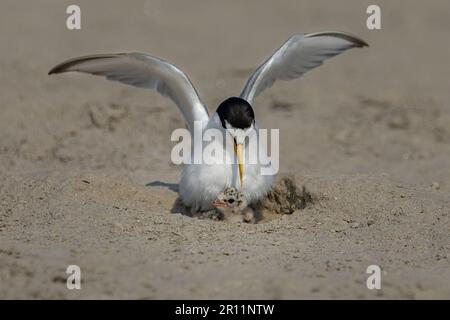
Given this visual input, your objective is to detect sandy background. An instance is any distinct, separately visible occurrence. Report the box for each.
[0,0,449,298]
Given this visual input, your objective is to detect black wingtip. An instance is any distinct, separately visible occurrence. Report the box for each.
[306,31,369,48]
[47,54,119,76]
[48,64,66,75]
[357,38,369,48]
[48,61,70,75]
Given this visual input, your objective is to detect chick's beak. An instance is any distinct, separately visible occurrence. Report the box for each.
[234,142,244,186]
[212,199,227,208]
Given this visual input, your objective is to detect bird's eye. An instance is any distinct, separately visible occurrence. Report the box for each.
[228,199,235,204]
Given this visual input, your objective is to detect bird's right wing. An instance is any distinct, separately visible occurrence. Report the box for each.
[240,31,368,104]
[49,53,209,131]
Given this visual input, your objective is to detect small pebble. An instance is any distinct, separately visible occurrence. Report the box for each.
[351,222,360,229]
[431,182,440,190]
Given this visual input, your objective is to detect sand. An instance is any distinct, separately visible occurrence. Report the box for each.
[0,0,449,299]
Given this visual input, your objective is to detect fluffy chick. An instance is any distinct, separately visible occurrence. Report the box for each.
[212,187,256,223]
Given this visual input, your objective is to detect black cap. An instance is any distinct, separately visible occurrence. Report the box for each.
[216,97,255,129]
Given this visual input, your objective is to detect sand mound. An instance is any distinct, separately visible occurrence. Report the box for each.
[262,175,313,214]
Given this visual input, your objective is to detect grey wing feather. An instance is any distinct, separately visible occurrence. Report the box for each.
[49,53,209,131]
[240,31,368,104]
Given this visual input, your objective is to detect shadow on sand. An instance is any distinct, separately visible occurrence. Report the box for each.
[145,180,179,193]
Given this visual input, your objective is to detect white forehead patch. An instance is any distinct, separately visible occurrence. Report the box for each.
[224,120,255,144]
[225,120,254,134]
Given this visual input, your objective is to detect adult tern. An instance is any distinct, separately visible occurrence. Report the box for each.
[49,31,368,212]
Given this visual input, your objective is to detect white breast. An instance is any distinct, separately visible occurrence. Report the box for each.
[178,115,274,212]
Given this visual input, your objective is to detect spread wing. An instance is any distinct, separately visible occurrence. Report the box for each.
[240,31,368,104]
[49,53,209,131]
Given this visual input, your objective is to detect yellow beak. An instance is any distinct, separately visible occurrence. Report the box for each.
[234,143,244,186]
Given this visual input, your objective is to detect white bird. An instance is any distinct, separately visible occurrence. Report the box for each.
[49,31,368,212]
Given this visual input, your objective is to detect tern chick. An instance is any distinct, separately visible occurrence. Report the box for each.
[213,187,256,223]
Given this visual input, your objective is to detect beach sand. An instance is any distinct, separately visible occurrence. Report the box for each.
[0,0,449,298]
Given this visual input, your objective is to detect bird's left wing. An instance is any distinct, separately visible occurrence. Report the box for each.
[49,53,209,131]
[240,31,368,104]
